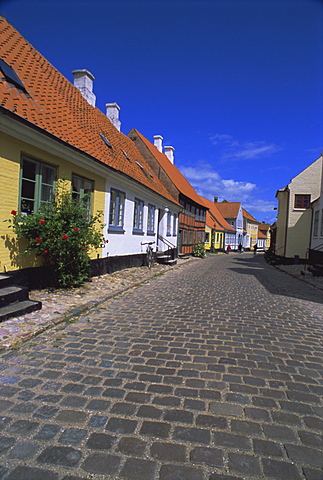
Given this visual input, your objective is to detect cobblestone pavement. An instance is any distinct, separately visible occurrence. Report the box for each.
[0,253,322,480]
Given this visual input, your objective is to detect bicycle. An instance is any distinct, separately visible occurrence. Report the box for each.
[141,241,155,269]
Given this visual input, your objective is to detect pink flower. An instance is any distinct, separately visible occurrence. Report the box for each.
[62,234,68,240]
[11,210,17,215]
[36,238,41,243]
[39,220,45,225]
[73,227,78,232]
[43,250,48,254]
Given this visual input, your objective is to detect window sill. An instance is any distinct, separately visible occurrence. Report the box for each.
[147,231,155,236]
[108,226,125,234]
[132,230,144,235]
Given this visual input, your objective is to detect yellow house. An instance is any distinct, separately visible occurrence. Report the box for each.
[201,197,235,251]
[242,208,260,251]
[0,17,180,285]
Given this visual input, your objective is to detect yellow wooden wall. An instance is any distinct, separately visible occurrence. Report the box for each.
[0,132,106,272]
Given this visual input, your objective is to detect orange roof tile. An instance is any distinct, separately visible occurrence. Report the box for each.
[0,16,178,206]
[242,208,259,223]
[215,201,242,220]
[129,129,206,208]
[202,197,235,232]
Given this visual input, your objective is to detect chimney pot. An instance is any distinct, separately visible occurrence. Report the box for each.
[214,197,218,203]
[72,69,96,107]
[106,102,121,131]
[164,146,175,164]
[153,135,163,152]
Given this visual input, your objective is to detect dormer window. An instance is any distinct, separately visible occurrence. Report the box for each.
[0,58,28,93]
[121,149,131,161]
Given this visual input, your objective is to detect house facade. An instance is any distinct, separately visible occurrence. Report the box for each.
[214,201,244,250]
[0,17,180,285]
[242,208,259,251]
[128,130,207,255]
[275,156,322,260]
[202,197,235,251]
[258,222,271,251]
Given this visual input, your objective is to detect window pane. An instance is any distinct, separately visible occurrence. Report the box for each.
[41,165,55,185]
[22,160,36,180]
[21,179,35,199]
[20,199,34,214]
[41,184,54,203]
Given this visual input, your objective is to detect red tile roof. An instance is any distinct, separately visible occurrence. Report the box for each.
[0,16,178,206]
[242,208,259,223]
[215,201,242,220]
[202,197,235,232]
[129,129,206,208]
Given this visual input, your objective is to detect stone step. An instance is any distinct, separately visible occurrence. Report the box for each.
[0,285,29,307]
[0,299,42,323]
[0,274,13,288]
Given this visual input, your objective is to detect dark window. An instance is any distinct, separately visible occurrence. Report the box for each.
[133,198,144,232]
[0,58,27,92]
[147,204,156,234]
[294,194,311,209]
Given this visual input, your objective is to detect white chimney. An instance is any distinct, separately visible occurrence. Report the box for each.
[164,146,175,164]
[72,69,96,107]
[106,102,121,131]
[154,135,163,152]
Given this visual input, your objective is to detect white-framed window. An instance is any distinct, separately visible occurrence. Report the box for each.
[72,174,93,212]
[20,156,56,214]
[109,188,125,231]
[133,198,144,233]
[147,204,156,234]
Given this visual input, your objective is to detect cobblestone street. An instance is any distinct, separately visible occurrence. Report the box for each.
[0,253,322,480]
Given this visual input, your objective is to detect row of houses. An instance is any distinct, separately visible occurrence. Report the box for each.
[0,16,270,289]
[273,154,323,267]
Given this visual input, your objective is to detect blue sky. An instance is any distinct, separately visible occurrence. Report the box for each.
[2,0,322,223]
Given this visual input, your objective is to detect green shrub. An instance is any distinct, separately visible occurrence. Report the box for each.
[192,242,206,258]
[6,181,105,289]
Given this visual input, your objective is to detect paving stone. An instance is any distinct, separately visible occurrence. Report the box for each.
[209,475,244,480]
[137,405,163,418]
[7,419,39,436]
[164,409,194,424]
[150,442,186,462]
[55,410,87,423]
[86,399,110,411]
[173,426,210,444]
[262,458,303,480]
[86,432,116,450]
[88,415,108,428]
[298,430,323,448]
[110,402,137,415]
[209,402,243,417]
[5,466,59,480]
[37,446,82,467]
[184,399,206,411]
[263,424,298,442]
[140,421,171,438]
[7,440,40,459]
[34,424,61,441]
[195,415,226,430]
[213,432,251,451]
[33,405,59,419]
[228,452,262,476]
[119,457,157,480]
[190,446,223,467]
[230,419,262,436]
[0,436,16,453]
[59,428,87,446]
[285,443,323,467]
[159,464,203,480]
[303,466,323,480]
[106,417,137,434]
[117,437,147,456]
[82,452,121,475]
[253,438,285,457]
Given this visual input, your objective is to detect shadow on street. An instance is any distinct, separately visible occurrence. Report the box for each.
[229,254,323,305]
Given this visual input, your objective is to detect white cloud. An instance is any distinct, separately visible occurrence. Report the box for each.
[210,133,282,162]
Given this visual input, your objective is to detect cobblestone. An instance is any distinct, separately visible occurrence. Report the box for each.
[0,253,322,479]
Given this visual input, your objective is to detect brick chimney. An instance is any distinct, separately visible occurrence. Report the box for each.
[106,102,121,131]
[72,69,96,107]
[164,146,175,164]
[153,135,163,152]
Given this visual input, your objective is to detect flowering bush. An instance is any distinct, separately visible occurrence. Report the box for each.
[7,181,105,289]
[192,241,206,258]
